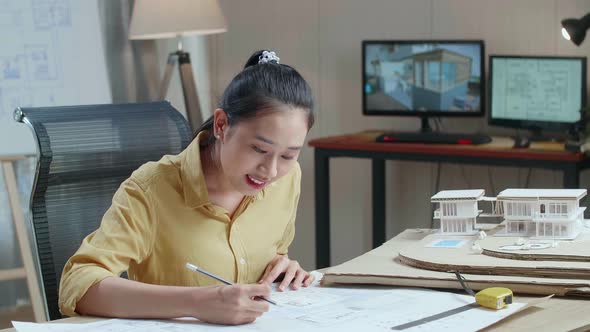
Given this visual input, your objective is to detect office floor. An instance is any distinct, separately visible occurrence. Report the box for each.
[0,305,33,329]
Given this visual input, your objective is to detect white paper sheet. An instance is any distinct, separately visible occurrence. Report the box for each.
[13,272,526,332]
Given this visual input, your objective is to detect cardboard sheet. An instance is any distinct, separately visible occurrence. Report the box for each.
[480,226,590,262]
[323,229,590,296]
[398,231,590,279]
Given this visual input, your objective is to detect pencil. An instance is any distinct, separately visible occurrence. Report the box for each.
[185,262,278,306]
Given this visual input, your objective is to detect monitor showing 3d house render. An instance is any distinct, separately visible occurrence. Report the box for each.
[363,40,485,133]
[489,55,586,138]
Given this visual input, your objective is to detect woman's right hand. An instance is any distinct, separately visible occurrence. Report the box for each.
[191,283,271,325]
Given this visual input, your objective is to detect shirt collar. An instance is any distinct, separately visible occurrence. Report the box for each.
[180,131,210,208]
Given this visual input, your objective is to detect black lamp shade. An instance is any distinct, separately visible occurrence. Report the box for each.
[561,13,590,46]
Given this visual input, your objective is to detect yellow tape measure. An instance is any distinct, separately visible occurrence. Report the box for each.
[475,287,513,310]
[454,272,513,310]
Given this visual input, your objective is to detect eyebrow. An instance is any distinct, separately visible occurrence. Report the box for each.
[255,135,301,150]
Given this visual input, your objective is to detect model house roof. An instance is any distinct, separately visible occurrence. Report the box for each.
[497,189,587,200]
[431,189,485,201]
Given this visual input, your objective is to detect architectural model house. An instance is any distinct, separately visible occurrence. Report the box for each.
[496,189,587,240]
[431,188,587,239]
[431,189,484,234]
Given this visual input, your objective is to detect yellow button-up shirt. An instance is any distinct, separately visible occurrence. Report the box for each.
[58,132,300,316]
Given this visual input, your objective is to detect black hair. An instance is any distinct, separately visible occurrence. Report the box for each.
[195,50,314,144]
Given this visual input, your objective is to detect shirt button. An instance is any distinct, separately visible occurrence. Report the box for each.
[240,258,246,265]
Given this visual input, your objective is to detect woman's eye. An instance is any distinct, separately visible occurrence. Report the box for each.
[281,155,295,160]
[252,146,267,153]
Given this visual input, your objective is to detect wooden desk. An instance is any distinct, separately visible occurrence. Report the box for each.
[2,249,588,331]
[308,132,590,268]
[3,291,590,331]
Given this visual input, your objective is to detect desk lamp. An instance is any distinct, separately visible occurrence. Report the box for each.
[129,0,227,131]
[561,12,590,46]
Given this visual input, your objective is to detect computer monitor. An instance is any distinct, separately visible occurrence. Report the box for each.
[489,55,586,139]
[363,40,485,132]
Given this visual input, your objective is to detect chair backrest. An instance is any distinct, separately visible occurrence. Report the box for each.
[14,101,192,320]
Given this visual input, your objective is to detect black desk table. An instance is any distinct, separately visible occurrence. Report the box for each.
[309,132,590,268]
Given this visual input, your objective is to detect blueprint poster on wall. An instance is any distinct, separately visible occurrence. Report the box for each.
[0,0,111,156]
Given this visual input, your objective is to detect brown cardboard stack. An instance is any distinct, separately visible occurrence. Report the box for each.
[322,227,590,296]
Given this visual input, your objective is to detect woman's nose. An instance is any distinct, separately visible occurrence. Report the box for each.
[258,158,278,179]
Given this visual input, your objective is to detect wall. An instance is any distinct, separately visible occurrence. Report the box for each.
[212,0,590,270]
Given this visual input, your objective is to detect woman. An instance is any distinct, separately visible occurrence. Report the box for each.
[59,50,315,325]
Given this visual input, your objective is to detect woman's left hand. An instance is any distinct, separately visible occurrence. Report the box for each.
[258,255,315,291]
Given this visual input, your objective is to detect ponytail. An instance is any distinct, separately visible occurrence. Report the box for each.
[193,49,314,144]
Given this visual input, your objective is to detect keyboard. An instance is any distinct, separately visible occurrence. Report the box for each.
[376,132,492,145]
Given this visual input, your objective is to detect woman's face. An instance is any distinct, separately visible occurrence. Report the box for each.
[214,107,309,195]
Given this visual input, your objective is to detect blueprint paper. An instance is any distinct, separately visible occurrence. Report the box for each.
[13,272,525,332]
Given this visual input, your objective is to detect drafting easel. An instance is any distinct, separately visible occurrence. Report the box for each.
[1,155,46,322]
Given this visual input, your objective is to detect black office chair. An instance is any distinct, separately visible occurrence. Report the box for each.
[14,101,192,320]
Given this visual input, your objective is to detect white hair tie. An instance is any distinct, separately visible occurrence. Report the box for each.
[258,50,280,64]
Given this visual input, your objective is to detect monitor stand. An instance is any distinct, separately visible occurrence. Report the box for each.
[419,116,434,133]
[519,127,567,143]
[375,116,492,145]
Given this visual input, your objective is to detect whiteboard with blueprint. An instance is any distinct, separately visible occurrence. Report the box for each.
[0,0,111,156]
